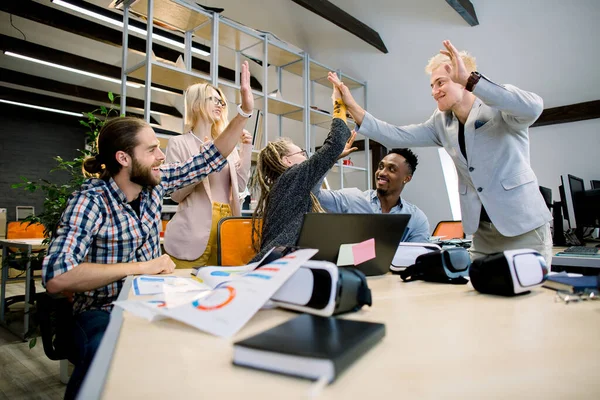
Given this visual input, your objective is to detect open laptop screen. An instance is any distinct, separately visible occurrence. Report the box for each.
[296,213,410,276]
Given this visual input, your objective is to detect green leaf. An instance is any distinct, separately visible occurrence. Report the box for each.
[108,92,114,102]
[29,337,37,349]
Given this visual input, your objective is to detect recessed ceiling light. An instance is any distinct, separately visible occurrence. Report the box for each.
[0,99,82,117]
[4,51,142,88]
[52,0,210,56]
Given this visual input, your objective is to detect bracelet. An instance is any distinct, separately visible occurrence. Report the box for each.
[237,104,253,118]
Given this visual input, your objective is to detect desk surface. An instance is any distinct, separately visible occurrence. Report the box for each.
[92,271,600,399]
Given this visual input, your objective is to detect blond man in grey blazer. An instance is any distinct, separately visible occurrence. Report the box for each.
[329,40,552,265]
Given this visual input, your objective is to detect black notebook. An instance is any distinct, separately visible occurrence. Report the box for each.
[233,314,385,383]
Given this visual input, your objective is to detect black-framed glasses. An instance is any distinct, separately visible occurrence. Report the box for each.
[286,149,308,158]
[207,96,226,107]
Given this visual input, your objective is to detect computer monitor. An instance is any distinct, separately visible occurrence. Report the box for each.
[591,180,600,190]
[559,174,585,230]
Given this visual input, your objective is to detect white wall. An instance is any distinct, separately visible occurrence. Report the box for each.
[530,118,600,197]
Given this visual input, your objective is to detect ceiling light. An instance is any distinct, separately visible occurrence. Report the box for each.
[4,51,142,88]
[0,99,82,117]
[52,0,210,56]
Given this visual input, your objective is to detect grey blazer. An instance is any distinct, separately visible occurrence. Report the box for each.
[358,77,552,237]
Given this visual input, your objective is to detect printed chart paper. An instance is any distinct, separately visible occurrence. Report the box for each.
[164,249,318,337]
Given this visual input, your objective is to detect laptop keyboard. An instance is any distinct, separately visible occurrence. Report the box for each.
[563,246,598,255]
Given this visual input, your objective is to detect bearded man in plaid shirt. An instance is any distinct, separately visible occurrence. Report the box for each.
[43,62,254,399]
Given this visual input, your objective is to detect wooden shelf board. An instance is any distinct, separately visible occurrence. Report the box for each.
[243,43,303,67]
[129,61,209,91]
[126,0,210,32]
[283,60,330,82]
[254,97,303,116]
[195,22,261,51]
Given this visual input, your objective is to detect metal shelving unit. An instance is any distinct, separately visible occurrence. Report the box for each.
[113,0,370,190]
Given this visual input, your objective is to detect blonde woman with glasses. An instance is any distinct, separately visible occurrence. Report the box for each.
[164,76,253,268]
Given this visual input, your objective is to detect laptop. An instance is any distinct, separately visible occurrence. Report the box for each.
[296,213,411,276]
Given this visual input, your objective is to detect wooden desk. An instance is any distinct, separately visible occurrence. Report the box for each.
[81,271,600,399]
[0,238,45,339]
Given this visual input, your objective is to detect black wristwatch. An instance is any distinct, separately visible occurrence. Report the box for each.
[465,71,482,92]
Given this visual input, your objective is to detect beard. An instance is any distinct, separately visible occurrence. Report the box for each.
[376,188,388,196]
[130,157,161,187]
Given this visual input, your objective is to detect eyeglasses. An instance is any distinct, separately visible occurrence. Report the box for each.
[207,96,226,107]
[286,149,308,158]
[554,289,599,304]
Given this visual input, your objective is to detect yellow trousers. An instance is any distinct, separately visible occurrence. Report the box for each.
[170,202,232,268]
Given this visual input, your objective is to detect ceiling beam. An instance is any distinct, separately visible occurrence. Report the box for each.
[445,0,479,26]
[532,100,600,127]
[0,0,262,91]
[290,0,388,54]
[0,68,182,118]
[0,86,158,124]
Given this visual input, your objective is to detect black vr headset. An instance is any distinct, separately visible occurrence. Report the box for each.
[264,247,372,316]
[396,247,471,284]
[470,249,548,296]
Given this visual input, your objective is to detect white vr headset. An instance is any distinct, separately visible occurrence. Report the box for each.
[271,260,372,316]
[469,249,548,296]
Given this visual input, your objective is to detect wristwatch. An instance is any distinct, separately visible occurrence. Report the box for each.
[465,71,482,92]
[237,104,253,118]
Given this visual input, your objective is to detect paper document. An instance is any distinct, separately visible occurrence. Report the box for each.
[165,248,318,337]
[132,275,210,296]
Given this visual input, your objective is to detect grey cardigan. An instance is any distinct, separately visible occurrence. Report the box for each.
[253,118,350,261]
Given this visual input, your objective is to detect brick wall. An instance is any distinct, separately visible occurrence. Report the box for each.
[0,104,85,222]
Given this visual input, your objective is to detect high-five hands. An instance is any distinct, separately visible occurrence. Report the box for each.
[240,61,254,115]
[440,40,470,87]
[327,72,358,110]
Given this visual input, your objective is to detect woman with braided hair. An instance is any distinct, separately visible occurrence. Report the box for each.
[251,81,357,261]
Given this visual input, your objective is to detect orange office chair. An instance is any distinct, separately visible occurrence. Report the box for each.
[3,221,47,315]
[216,217,261,266]
[432,220,464,240]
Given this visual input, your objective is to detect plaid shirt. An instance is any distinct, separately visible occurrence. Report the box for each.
[42,142,225,314]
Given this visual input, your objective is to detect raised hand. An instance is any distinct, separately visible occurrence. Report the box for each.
[240,129,252,145]
[327,72,358,109]
[440,40,470,87]
[338,129,359,160]
[141,254,176,275]
[240,61,254,114]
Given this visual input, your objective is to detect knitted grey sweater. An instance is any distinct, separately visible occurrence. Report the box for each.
[252,118,351,261]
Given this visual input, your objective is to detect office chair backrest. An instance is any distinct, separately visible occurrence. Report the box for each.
[432,220,464,240]
[216,217,261,266]
[7,221,46,239]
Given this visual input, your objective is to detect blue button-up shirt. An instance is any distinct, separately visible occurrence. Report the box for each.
[42,142,226,314]
[316,188,430,243]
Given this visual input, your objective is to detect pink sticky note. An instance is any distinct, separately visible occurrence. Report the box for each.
[352,238,376,265]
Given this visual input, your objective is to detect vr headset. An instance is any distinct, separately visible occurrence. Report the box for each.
[396,247,471,284]
[271,259,372,316]
[470,249,548,296]
[390,242,441,272]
